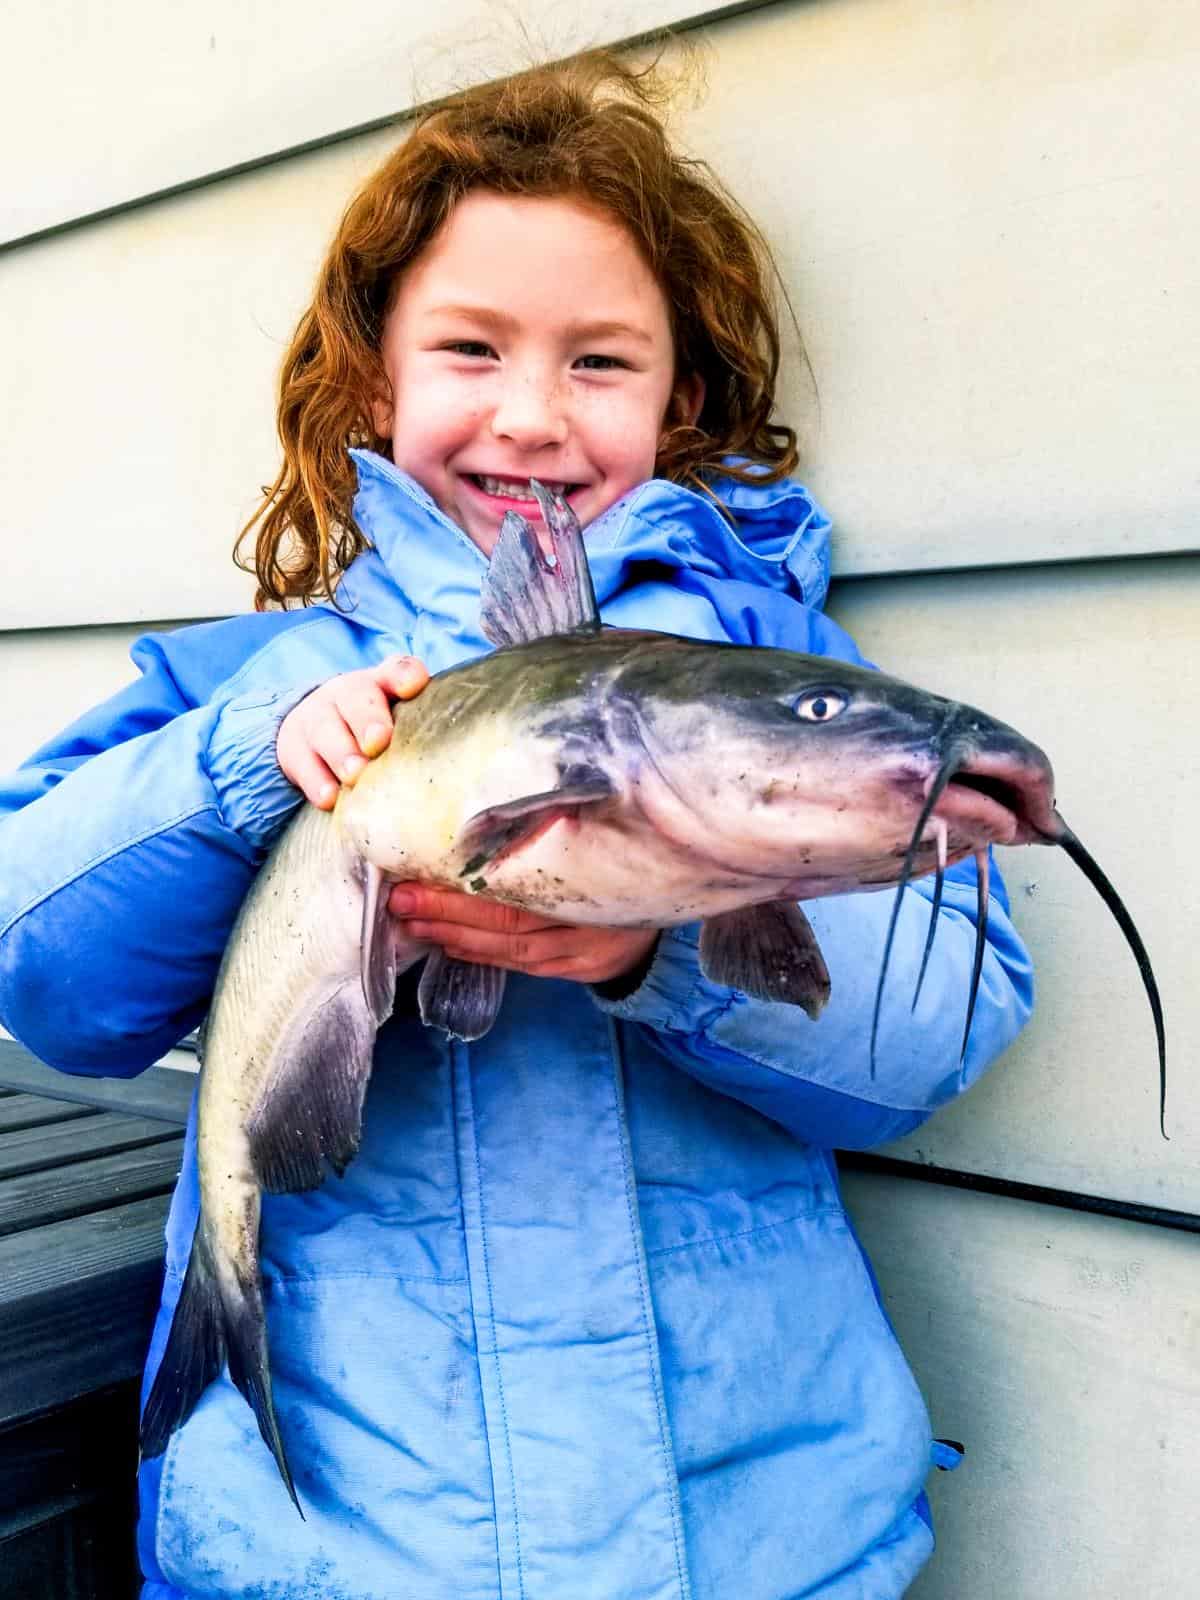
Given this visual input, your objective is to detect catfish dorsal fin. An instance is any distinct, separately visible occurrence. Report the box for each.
[479,482,600,648]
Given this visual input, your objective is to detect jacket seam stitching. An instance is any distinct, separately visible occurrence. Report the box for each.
[699,1024,942,1116]
[645,1203,846,1260]
[255,1270,469,1287]
[464,1054,526,1600]
[609,1020,691,1599]
[0,800,222,945]
[205,611,340,700]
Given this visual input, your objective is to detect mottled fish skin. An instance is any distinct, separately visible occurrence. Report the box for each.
[197,806,360,1287]
[337,631,1058,925]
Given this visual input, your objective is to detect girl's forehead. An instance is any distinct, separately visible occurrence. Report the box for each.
[398,190,667,320]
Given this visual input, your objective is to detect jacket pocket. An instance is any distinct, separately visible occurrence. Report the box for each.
[646,1208,933,1600]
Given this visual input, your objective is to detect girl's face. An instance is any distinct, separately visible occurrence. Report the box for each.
[371,190,703,555]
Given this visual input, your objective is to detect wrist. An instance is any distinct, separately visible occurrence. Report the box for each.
[591,932,661,1000]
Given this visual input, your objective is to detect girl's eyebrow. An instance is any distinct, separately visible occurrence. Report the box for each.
[426,303,654,346]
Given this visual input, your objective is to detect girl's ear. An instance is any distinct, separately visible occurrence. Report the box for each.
[370,389,394,441]
[673,373,705,427]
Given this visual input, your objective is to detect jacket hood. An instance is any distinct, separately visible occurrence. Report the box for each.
[334,449,832,671]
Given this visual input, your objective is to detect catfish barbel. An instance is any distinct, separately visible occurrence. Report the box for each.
[140,483,1165,1510]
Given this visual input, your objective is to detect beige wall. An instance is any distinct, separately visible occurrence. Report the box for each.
[1,1,1196,1593]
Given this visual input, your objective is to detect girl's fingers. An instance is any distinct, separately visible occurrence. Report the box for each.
[335,680,398,760]
[339,657,429,759]
[309,708,371,786]
[283,744,340,809]
[276,658,431,798]
[405,919,573,972]
[388,883,552,932]
[376,654,430,701]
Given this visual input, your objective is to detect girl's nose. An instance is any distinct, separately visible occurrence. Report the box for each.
[489,370,568,448]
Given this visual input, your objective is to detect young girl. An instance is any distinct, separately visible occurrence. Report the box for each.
[0,53,1032,1600]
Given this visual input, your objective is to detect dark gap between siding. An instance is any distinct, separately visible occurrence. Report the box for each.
[838,1151,1200,1236]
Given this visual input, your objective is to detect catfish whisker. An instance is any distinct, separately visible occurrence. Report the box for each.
[911,817,947,1012]
[870,751,964,1078]
[1052,813,1168,1139]
[959,847,990,1063]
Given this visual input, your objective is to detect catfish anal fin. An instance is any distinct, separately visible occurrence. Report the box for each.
[419,949,507,1041]
[700,901,831,1019]
[246,977,378,1193]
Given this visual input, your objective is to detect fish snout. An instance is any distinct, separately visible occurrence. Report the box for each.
[930,740,1057,848]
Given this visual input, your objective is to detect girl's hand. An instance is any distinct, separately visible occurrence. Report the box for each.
[388,882,660,987]
[277,654,430,808]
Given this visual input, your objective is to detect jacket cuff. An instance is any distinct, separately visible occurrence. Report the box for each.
[590,923,733,1033]
[204,682,321,851]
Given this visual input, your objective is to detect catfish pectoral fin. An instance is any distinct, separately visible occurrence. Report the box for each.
[419,949,507,1041]
[139,1226,303,1516]
[360,861,398,1025]
[247,976,379,1193]
[700,902,831,1019]
[458,771,617,875]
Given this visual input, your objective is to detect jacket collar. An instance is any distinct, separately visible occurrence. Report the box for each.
[335,448,831,651]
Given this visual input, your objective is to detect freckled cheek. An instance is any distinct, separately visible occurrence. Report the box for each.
[581,409,660,479]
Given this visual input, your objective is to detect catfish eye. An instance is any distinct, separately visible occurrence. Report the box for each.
[794,689,848,723]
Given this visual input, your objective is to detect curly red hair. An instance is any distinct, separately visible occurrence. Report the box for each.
[238,49,801,608]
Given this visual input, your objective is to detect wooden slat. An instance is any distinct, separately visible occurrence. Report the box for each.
[0,1482,140,1600]
[1,0,732,244]
[0,1096,100,1136]
[0,1141,184,1238]
[0,1041,194,1126]
[841,1169,1200,1599]
[826,552,1199,1213]
[0,1195,170,1426]
[0,1115,181,1183]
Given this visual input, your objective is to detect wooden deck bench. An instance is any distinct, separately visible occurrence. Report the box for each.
[0,1038,193,1598]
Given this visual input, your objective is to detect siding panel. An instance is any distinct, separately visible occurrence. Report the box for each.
[842,1170,1200,1600]
[828,555,1198,1212]
[1,0,738,243]
[3,0,1198,630]
[0,627,152,774]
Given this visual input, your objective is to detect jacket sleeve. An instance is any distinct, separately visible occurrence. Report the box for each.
[0,631,315,1077]
[592,858,1032,1150]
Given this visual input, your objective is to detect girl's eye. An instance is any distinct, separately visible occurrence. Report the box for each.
[794,690,848,723]
[575,354,628,371]
[444,341,496,359]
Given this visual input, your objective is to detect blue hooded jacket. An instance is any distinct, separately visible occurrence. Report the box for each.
[0,452,1032,1600]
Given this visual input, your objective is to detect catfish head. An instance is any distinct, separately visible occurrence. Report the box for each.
[608,641,1059,899]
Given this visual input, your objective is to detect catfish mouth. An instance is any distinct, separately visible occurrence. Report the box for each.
[932,752,1056,847]
[934,771,1029,846]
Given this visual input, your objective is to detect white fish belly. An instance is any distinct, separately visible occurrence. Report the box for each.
[198,806,364,1268]
[477,813,780,927]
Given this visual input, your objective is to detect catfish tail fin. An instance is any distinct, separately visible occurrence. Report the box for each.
[139,1227,303,1516]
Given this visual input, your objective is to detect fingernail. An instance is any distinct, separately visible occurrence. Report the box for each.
[341,754,366,781]
[364,721,391,752]
[317,781,338,808]
[390,891,415,914]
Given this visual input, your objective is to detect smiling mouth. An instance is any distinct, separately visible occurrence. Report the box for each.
[469,474,583,502]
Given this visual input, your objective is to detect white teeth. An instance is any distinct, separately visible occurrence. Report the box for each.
[475,475,570,499]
